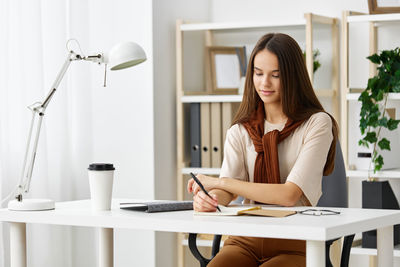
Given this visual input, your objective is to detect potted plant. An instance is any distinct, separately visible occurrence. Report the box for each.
[358,47,400,176]
[358,47,400,248]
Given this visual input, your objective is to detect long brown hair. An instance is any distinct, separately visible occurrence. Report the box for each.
[232,33,338,175]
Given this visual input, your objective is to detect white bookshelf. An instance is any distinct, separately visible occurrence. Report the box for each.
[342,11,400,264]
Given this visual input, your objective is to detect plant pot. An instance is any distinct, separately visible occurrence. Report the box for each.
[362,180,400,248]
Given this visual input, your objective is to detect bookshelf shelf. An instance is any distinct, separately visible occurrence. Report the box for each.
[181,95,242,103]
[347,168,400,179]
[182,167,221,175]
[347,13,400,23]
[180,20,306,31]
[346,92,400,101]
[351,244,400,257]
[182,238,224,247]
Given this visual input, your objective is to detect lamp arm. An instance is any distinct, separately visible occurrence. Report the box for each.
[41,51,81,109]
[15,51,82,200]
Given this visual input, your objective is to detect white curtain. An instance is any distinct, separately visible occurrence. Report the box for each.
[0,0,96,266]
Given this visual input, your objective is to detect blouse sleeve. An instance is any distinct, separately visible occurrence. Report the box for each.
[219,124,248,181]
[286,113,333,206]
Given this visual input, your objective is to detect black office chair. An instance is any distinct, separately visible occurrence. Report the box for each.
[188,142,355,267]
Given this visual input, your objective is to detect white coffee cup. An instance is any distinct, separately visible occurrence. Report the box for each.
[88,163,115,211]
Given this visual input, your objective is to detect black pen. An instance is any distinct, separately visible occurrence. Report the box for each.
[190,172,221,212]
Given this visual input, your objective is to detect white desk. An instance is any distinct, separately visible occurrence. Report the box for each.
[1,199,400,267]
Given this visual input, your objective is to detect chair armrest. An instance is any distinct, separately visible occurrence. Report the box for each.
[325,234,355,267]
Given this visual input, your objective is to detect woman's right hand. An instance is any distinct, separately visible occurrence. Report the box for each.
[192,191,219,212]
[187,177,219,212]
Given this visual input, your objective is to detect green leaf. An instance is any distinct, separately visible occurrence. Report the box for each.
[374,155,384,172]
[385,62,392,72]
[393,83,400,93]
[367,54,380,64]
[387,118,400,130]
[376,90,384,101]
[366,108,380,127]
[367,77,378,90]
[376,76,389,93]
[393,61,400,72]
[363,132,377,144]
[378,117,388,127]
[392,76,400,92]
[378,138,391,151]
[313,61,321,73]
[381,50,391,64]
[358,139,369,148]
[360,117,368,134]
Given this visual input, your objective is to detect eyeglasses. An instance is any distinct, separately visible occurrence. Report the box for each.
[297,209,340,216]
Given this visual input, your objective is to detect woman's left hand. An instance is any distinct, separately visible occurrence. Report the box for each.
[187,174,219,195]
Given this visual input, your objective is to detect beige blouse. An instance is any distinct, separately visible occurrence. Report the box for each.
[219,112,333,206]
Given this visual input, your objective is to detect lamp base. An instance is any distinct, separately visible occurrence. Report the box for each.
[8,199,55,211]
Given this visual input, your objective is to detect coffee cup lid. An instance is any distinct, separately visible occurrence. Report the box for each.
[88,163,115,171]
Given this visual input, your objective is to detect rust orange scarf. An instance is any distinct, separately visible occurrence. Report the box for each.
[242,102,305,184]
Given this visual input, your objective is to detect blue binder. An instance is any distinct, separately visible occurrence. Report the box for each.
[190,103,201,167]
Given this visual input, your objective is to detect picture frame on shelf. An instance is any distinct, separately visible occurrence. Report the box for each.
[368,0,400,14]
[206,46,246,95]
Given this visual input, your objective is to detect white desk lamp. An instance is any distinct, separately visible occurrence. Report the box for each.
[7,40,146,211]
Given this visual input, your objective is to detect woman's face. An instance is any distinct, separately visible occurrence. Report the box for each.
[253,49,282,105]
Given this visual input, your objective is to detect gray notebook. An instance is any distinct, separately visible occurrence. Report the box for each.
[120,201,193,213]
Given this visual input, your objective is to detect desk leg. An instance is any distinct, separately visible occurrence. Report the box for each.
[99,228,113,267]
[306,240,325,267]
[9,222,27,267]
[377,226,393,267]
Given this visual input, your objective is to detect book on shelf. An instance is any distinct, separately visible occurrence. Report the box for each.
[211,102,222,167]
[120,200,193,213]
[194,205,296,217]
[201,103,211,167]
[190,103,201,167]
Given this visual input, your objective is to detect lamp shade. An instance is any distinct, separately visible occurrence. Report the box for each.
[108,42,146,70]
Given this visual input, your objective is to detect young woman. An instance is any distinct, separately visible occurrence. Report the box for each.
[187,33,338,267]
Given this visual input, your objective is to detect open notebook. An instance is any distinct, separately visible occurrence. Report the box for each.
[194,206,296,217]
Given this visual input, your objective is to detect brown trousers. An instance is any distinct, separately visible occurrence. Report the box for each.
[207,236,306,267]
